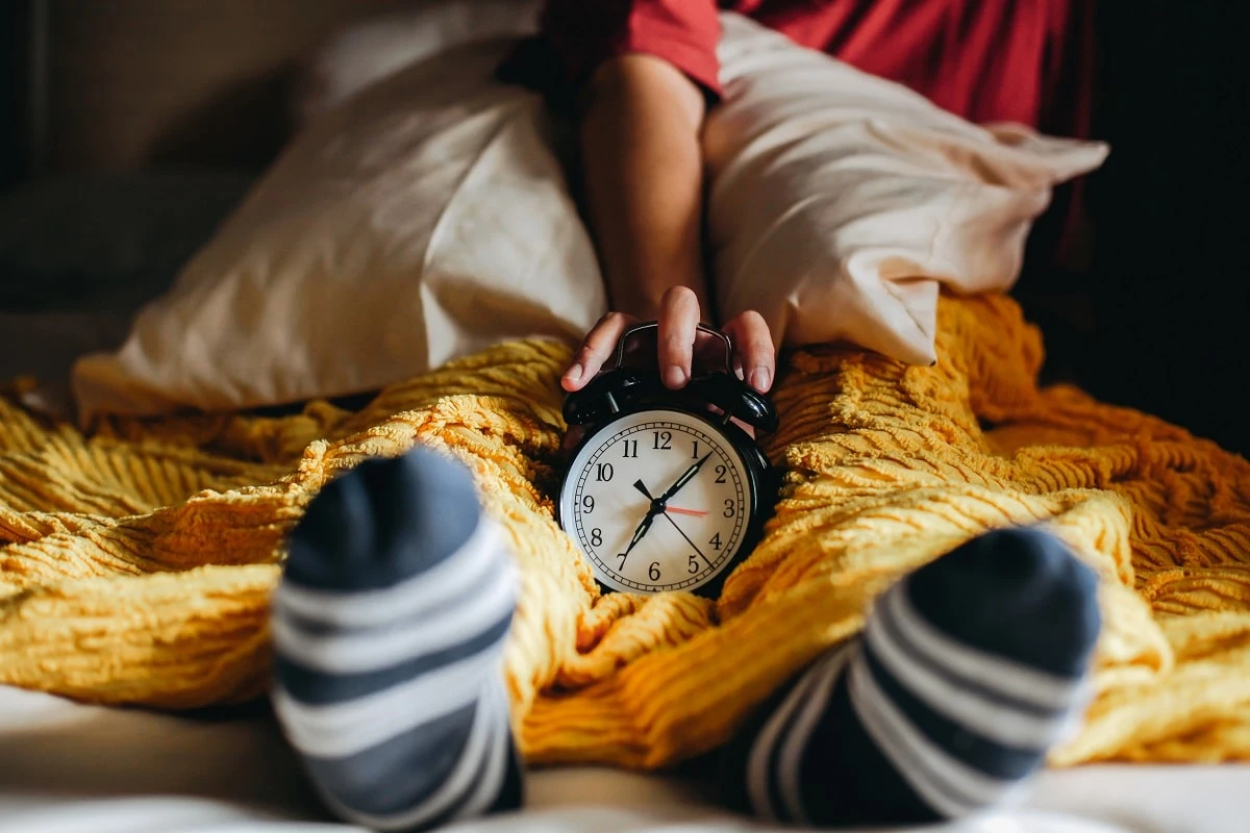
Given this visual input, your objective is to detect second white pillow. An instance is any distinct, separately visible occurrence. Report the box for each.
[705,14,1109,365]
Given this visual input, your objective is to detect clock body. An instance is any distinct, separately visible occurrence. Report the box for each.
[557,406,771,597]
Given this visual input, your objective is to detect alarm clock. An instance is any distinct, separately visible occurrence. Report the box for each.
[557,322,778,598]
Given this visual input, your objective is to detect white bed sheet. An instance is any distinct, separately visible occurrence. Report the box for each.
[0,685,1244,833]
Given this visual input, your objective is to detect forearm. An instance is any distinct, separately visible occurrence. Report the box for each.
[564,53,773,399]
[578,55,710,322]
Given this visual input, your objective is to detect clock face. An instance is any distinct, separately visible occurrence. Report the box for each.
[559,408,754,594]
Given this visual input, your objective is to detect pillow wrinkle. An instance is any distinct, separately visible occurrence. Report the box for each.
[846,252,938,364]
[879,273,940,356]
[721,190,826,292]
[421,96,604,352]
[417,98,535,281]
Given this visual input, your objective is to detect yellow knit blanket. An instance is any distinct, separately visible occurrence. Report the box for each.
[2,294,1249,768]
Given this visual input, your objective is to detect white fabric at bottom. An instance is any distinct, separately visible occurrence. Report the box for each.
[0,685,1243,833]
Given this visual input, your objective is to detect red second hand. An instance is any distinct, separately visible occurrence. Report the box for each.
[666,506,708,517]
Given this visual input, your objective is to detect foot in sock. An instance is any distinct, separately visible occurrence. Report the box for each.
[271,447,523,832]
[724,526,1101,828]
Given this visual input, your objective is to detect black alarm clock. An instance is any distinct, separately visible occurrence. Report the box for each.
[557,322,778,598]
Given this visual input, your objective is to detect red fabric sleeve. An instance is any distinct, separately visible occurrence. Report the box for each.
[539,0,724,97]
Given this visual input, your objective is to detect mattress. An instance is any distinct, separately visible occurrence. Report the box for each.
[1,684,1244,833]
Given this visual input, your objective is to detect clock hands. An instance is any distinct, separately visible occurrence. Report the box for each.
[650,455,718,572]
[619,458,714,569]
[619,479,662,564]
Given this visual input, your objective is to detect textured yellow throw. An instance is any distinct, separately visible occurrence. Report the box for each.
[2,294,1249,769]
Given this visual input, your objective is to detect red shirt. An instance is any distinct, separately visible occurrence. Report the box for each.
[537,0,1091,135]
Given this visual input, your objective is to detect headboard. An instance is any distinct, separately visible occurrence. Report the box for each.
[20,0,410,176]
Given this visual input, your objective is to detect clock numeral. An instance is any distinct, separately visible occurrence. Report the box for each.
[723,499,736,518]
[709,532,722,550]
[617,553,628,570]
[691,440,700,459]
[595,463,614,482]
[714,464,727,484]
[687,554,700,574]
[581,495,595,514]
[652,431,672,450]
[590,528,603,547]
[648,562,661,582]
[622,439,638,458]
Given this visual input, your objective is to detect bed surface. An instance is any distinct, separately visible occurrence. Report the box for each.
[2,286,1246,833]
[1,684,1243,833]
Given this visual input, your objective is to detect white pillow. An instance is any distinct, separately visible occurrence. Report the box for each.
[72,39,606,420]
[704,14,1110,365]
[292,0,542,127]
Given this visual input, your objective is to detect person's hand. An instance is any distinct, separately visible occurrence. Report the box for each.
[561,286,776,395]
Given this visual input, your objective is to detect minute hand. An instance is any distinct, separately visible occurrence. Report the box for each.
[656,453,713,504]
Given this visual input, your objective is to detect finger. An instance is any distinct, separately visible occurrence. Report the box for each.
[657,286,700,389]
[723,310,775,393]
[562,312,636,392]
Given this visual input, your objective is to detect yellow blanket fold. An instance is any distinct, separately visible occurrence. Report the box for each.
[2,294,1248,767]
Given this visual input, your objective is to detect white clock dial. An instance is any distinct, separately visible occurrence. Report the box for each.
[560,409,753,594]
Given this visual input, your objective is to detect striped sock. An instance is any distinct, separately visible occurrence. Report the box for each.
[725,526,1101,828]
[271,448,522,832]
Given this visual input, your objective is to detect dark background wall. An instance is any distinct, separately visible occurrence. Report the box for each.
[1082,1,1249,456]
[2,4,31,191]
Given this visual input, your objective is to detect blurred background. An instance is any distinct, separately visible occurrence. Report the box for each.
[1,0,1248,455]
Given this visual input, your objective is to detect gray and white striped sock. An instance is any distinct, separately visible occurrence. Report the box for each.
[272,448,522,832]
[726,526,1101,828]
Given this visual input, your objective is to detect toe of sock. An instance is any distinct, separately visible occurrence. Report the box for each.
[286,447,483,591]
[906,526,1101,677]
